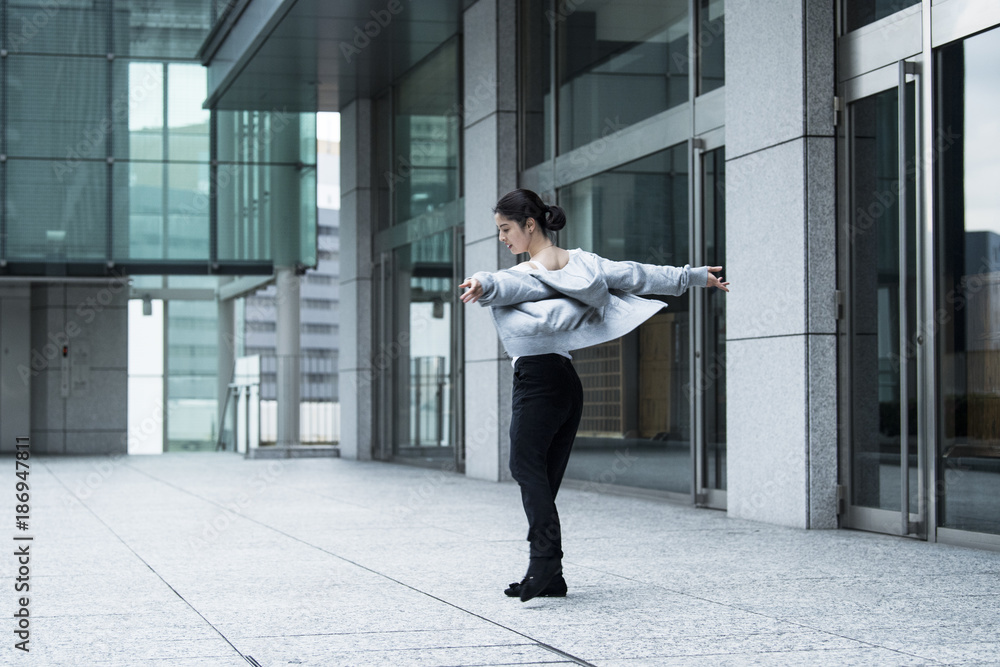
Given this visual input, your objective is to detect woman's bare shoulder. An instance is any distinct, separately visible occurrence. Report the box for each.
[531,247,571,271]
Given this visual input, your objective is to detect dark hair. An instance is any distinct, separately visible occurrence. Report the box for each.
[492,189,567,239]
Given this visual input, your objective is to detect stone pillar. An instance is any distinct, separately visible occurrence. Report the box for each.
[217,276,235,447]
[275,266,301,447]
[338,99,373,460]
[724,0,838,528]
[462,0,518,481]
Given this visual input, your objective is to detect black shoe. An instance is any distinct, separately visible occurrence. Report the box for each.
[504,573,567,598]
[518,557,563,602]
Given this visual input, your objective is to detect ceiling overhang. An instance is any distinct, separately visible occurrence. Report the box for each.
[199,0,465,112]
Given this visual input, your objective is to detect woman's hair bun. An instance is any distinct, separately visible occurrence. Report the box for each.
[493,189,567,238]
[546,204,567,232]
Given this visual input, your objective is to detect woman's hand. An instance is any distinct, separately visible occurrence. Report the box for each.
[707,266,730,292]
[459,278,483,304]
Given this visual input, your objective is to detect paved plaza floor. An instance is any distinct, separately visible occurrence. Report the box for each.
[7,453,1000,666]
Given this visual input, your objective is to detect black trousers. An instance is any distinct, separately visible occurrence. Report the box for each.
[509,353,584,559]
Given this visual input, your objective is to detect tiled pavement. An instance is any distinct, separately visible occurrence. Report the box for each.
[7,453,1000,666]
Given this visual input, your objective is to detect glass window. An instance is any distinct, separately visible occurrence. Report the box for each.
[703,147,726,490]
[125,62,166,162]
[936,27,1000,536]
[698,0,725,95]
[558,0,688,154]
[392,230,456,457]
[848,85,918,513]
[216,111,317,265]
[7,55,108,159]
[392,38,461,224]
[7,160,107,260]
[559,145,690,493]
[112,0,215,59]
[520,0,552,169]
[6,0,109,56]
[166,300,218,452]
[167,64,210,163]
[845,0,920,33]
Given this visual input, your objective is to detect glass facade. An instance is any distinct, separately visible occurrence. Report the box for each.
[520,0,552,169]
[393,231,456,455]
[845,0,921,33]
[702,146,726,491]
[165,290,218,452]
[521,0,725,169]
[557,0,689,154]
[847,85,918,513]
[559,145,692,494]
[392,38,461,225]
[373,35,463,464]
[838,0,1000,546]
[698,0,725,95]
[518,0,726,498]
[936,27,1000,535]
[0,1,315,272]
[216,110,317,266]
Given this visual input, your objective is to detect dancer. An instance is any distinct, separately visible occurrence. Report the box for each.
[459,189,729,602]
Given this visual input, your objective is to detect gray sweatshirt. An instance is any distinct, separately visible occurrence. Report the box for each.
[471,248,709,358]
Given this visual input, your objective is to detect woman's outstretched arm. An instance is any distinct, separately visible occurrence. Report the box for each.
[597,256,730,295]
[459,269,560,306]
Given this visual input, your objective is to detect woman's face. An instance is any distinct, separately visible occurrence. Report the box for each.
[496,213,533,255]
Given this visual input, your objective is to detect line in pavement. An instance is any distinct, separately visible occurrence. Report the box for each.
[118,459,600,667]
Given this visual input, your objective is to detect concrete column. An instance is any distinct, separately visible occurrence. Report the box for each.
[462,0,518,481]
[275,266,300,447]
[338,99,373,460]
[217,276,235,448]
[725,0,837,528]
[0,287,31,454]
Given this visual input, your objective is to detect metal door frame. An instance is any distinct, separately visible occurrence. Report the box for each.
[837,58,929,538]
[692,126,726,510]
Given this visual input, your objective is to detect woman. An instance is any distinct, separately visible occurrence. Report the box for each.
[459,189,729,602]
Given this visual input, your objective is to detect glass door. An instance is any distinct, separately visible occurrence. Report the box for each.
[693,131,727,509]
[934,26,1000,540]
[839,60,926,536]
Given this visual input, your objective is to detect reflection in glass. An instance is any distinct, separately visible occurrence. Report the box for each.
[166,300,219,452]
[167,65,210,162]
[8,161,107,260]
[703,148,726,490]
[520,0,552,168]
[393,38,461,224]
[845,0,919,32]
[216,111,317,264]
[698,0,725,95]
[849,85,917,512]
[558,0,688,154]
[393,231,455,458]
[127,62,165,161]
[560,145,690,493]
[937,27,1000,535]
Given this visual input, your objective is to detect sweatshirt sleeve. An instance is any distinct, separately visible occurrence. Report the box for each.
[597,256,709,296]
[471,269,561,307]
